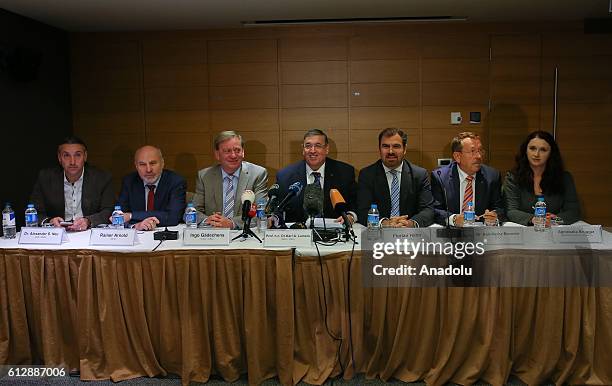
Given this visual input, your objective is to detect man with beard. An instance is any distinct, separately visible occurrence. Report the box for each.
[430,132,504,227]
[356,128,434,228]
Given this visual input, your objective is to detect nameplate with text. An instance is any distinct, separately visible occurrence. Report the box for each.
[183,228,230,246]
[89,228,137,246]
[264,229,312,248]
[382,228,432,242]
[474,227,524,245]
[551,225,602,244]
[18,227,68,245]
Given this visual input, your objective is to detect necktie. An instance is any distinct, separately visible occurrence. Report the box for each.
[311,171,321,188]
[223,175,234,219]
[462,175,474,212]
[390,169,400,217]
[146,185,155,211]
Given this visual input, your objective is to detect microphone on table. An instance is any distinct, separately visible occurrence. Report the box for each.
[330,188,354,241]
[275,181,303,214]
[231,190,262,243]
[303,183,323,229]
[265,183,280,215]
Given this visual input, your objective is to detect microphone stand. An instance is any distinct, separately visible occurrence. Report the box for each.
[231,216,262,243]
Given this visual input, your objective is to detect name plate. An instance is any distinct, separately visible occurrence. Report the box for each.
[264,229,312,248]
[382,227,432,242]
[18,227,68,245]
[90,228,137,246]
[183,228,230,246]
[551,225,602,244]
[474,227,524,245]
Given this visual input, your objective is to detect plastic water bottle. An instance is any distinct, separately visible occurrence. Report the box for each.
[367,204,379,229]
[256,198,267,232]
[533,196,547,232]
[2,203,16,239]
[25,204,38,227]
[111,205,125,228]
[184,203,197,228]
[463,201,475,226]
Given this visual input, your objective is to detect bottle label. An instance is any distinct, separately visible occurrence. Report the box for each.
[3,212,15,226]
[464,210,475,221]
[185,213,197,223]
[534,207,546,216]
[112,215,124,226]
[25,214,38,224]
[367,214,379,225]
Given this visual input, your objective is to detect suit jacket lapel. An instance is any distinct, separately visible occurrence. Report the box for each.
[213,166,223,213]
[235,162,249,216]
[81,168,91,215]
[449,164,461,213]
[376,161,392,216]
[295,161,307,207]
[474,169,486,214]
[399,160,412,215]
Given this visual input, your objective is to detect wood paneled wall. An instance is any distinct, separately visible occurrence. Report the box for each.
[71,22,612,225]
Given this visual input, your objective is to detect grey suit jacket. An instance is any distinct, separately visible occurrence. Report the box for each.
[29,165,115,227]
[193,161,268,228]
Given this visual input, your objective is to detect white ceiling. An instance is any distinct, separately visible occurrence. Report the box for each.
[1,0,610,32]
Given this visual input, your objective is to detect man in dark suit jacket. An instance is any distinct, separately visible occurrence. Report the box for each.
[276,129,357,224]
[430,132,504,227]
[357,128,434,227]
[117,145,186,230]
[30,136,114,231]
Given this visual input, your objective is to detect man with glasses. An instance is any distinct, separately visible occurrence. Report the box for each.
[276,128,357,223]
[29,136,114,231]
[193,130,268,229]
[431,132,505,227]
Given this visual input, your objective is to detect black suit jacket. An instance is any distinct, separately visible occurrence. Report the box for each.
[430,162,505,226]
[29,165,115,226]
[356,159,434,227]
[275,158,357,223]
[117,169,187,227]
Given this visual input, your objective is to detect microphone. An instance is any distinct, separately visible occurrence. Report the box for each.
[330,188,353,240]
[275,181,303,213]
[303,183,324,227]
[240,190,255,223]
[265,183,280,214]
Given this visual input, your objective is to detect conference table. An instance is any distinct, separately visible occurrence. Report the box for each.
[1,224,612,386]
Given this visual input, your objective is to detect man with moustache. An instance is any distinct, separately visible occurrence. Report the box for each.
[431,132,504,227]
[29,136,114,231]
[194,130,268,229]
[116,145,187,230]
[275,128,357,224]
[356,128,434,228]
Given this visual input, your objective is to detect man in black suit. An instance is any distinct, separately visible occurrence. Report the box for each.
[431,132,504,227]
[357,128,434,228]
[117,145,187,230]
[276,129,357,224]
[30,136,115,231]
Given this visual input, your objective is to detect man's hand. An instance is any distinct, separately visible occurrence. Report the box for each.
[49,217,64,227]
[454,214,465,227]
[335,214,355,225]
[67,217,90,232]
[482,209,498,226]
[134,217,160,231]
[382,215,414,228]
[205,212,234,228]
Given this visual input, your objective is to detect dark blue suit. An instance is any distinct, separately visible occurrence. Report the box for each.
[431,162,505,226]
[117,169,186,227]
[275,158,357,223]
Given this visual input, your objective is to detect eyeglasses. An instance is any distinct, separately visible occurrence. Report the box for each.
[461,149,486,157]
[220,147,243,155]
[303,143,326,150]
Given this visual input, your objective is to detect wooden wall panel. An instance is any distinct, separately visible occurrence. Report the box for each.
[281,84,347,108]
[71,23,612,225]
[280,37,348,61]
[350,83,418,107]
[351,60,419,83]
[281,61,347,84]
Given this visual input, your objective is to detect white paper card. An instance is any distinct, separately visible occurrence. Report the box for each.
[551,225,602,244]
[183,228,230,246]
[264,229,312,248]
[474,227,524,245]
[382,228,432,242]
[89,228,137,246]
[18,227,68,245]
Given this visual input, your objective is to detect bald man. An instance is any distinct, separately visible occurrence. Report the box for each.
[116,145,187,230]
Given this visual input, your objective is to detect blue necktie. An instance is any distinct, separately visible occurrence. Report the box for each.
[223,175,234,218]
[311,171,321,188]
[390,169,400,217]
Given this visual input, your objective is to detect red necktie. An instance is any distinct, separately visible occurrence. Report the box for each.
[462,175,473,212]
[146,185,155,211]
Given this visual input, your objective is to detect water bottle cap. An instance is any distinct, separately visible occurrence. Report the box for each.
[537,196,545,202]
[27,204,34,208]
[371,204,378,209]
[468,201,473,206]
[187,202,194,207]
[114,205,121,210]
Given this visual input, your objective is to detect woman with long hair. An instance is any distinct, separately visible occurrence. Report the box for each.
[503,130,580,225]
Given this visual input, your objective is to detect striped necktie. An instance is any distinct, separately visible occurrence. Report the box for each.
[462,175,474,212]
[390,169,400,217]
[223,175,234,218]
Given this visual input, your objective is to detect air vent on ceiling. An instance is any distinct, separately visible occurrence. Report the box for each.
[242,16,467,27]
